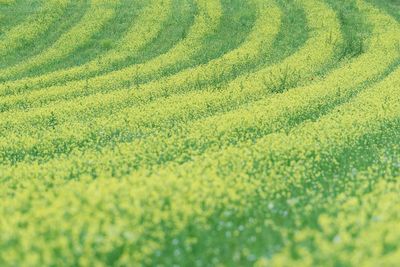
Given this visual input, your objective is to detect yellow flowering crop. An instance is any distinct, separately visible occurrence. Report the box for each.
[0,0,399,266]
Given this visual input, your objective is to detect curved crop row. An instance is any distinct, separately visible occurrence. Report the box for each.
[0,0,122,81]
[0,0,340,142]
[1,64,399,266]
[0,0,223,111]
[0,0,347,169]
[0,0,398,265]
[1,0,396,178]
[0,0,71,58]
[0,0,171,89]
[0,0,279,125]
[0,0,42,34]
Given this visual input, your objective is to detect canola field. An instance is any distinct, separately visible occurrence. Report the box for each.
[0,0,399,266]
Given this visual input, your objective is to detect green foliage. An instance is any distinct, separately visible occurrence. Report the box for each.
[0,0,399,266]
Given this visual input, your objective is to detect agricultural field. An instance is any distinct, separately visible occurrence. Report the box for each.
[0,0,399,266]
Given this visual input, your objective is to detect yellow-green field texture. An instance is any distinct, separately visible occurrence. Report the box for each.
[0,0,399,266]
